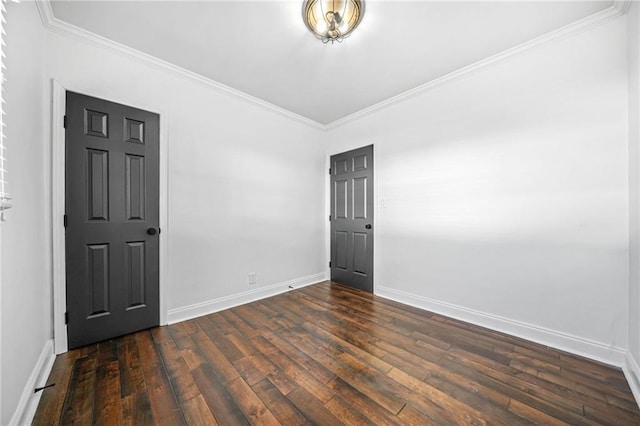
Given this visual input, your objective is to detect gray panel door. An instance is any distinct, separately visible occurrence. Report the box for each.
[330,145,374,292]
[65,91,160,349]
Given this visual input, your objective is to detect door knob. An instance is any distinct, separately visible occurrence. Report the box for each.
[365,224,372,229]
[147,228,157,235]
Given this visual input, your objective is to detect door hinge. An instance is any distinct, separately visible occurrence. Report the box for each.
[64,312,69,324]
[329,215,331,221]
[329,261,332,268]
[63,115,67,128]
[63,214,68,228]
[329,168,331,175]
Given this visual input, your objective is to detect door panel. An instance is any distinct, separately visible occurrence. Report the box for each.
[66,91,160,349]
[353,176,367,219]
[335,231,349,270]
[125,118,145,144]
[85,109,108,138]
[335,158,349,175]
[125,241,146,309]
[87,149,109,221]
[87,243,109,316]
[125,154,145,220]
[330,145,374,292]
[354,154,367,170]
[335,180,348,218]
[352,233,368,274]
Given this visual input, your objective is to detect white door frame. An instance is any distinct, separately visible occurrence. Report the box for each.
[51,79,169,354]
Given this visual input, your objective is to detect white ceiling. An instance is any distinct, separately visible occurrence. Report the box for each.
[50,1,613,125]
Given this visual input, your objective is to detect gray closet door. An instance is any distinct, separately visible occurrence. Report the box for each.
[330,145,374,292]
[65,91,160,349]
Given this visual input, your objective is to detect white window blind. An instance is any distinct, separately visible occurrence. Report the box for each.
[0,0,10,222]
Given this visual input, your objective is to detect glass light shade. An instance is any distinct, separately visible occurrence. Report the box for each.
[303,0,364,43]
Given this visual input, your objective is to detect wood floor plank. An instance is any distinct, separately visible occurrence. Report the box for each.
[226,332,257,357]
[251,378,309,425]
[60,356,97,425]
[33,281,640,425]
[119,334,146,396]
[286,386,346,425]
[93,360,122,426]
[167,322,197,350]
[326,376,404,425]
[233,355,268,386]
[259,327,331,382]
[225,376,280,424]
[324,394,377,425]
[301,320,393,375]
[508,398,572,426]
[181,319,202,335]
[117,335,156,425]
[181,395,219,426]
[193,335,241,384]
[190,363,250,425]
[396,403,440,426]
[583,400,640,425]
[219,309,260,339]
[441,352,601,425]
[207,312,300,396]
[291,290,414,338]
[154,338,201,403]
[196,316,245,362]
[121,392,154,426]
[32,350,82,426]
[386,366,490,424]
[134,331,185,425]
[287,325,407,414]
[259,329,337,399]
[96,339,118,366]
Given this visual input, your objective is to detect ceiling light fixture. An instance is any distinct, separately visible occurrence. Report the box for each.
[303,0,365,44]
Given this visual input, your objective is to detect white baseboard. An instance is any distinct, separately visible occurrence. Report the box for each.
[167,272,328,324]
[623,352,640,407]
[375,286,626,367]
[9,339,56,426]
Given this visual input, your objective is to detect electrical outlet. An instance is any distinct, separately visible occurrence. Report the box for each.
[248,272,256,285]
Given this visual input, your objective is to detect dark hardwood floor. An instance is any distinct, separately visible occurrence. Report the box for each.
[33,281,640,425]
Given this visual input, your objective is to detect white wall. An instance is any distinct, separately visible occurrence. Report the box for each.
[628,0,640,375]
[45,28,326,316]
[327,17,629,362]
[1,2,50,423]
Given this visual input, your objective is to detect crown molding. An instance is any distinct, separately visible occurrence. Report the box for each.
[325,0,632,130]
[614,0,632,15]
[34,0,325,130]
[35,0,630,132]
